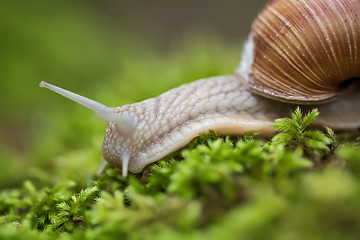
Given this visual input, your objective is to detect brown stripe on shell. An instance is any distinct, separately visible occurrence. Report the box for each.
[237,0,360,103]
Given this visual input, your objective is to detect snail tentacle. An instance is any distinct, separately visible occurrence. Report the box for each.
[96,159,108,176]
[39,81,136,134]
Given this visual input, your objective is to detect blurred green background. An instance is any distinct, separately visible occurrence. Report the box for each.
[0,0,267,188]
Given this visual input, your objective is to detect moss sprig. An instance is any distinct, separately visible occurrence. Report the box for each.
[271,107,331,160]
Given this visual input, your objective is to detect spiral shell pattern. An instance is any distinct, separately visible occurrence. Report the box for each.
[237,0,360,103]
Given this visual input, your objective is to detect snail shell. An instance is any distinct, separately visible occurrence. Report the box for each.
[40,0,360,177]
[237,0,360,103]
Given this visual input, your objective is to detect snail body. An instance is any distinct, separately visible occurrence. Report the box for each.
[40,0,360,177]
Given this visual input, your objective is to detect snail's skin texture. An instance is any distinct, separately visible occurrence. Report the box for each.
[40,0,360,176]
[102,75,282,174]
[101,76,360,174]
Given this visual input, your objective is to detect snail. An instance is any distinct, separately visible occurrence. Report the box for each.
[40,0,360,177]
